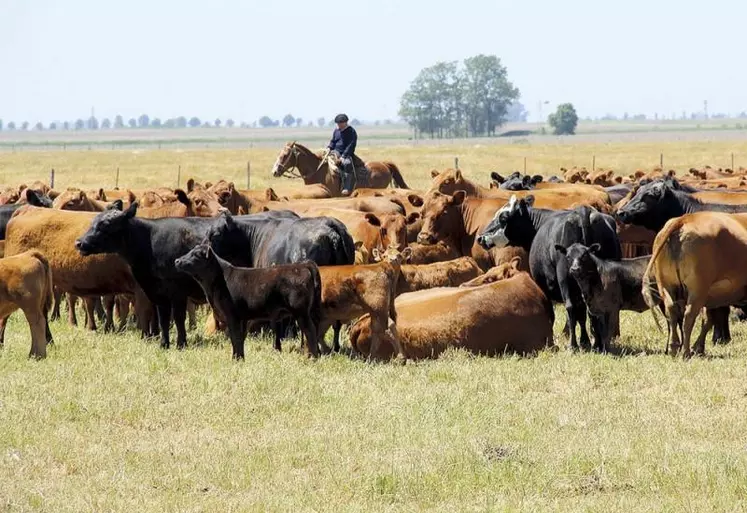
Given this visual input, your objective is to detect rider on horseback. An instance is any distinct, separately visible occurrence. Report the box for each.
[327,114,363,196]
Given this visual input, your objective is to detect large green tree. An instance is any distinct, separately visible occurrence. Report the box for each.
[548,103,579,135]
[399,55,519,138]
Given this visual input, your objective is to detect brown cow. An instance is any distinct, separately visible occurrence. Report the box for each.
[642,211,747,357]
[53,188,119,212]
[404,241,462,264]
[4,207,153,337]
[373,246,483,295]
[459,256,524,287]
[317,250,406,356]
[0,250,54,358]
[207,180,279,214]
[349,265,554,360]
[264,196,406,216]
[300,207,410,257]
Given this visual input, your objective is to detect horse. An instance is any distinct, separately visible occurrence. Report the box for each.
[271,141,409,196]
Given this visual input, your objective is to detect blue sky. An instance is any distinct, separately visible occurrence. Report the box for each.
[1,0,745,125]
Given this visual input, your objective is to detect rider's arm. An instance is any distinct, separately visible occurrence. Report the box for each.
[341,128,357,158]
[327,129,338,150]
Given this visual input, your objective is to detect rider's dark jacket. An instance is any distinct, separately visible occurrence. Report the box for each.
[327,125,357,158]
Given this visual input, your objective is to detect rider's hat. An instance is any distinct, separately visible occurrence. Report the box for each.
[334,114,349,123]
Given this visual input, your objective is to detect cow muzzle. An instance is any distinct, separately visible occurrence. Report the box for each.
[75,239,93,256]
[416,232,436,245]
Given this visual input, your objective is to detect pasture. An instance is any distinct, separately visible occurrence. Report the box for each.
[3,137,747,511]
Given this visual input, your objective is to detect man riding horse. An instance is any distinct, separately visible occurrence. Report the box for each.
[327,114,365,196]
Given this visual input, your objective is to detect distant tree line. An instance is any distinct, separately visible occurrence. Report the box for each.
[0,114,377,132]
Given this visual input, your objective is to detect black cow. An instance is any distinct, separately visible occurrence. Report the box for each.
[490,171,543,191]
[603,184,634,205]
[476,195,621,351]
[556,242,652,349]
[174,240,322,359]
[616,178,747,343]
[75,205,353,351]
[0,190,54,239]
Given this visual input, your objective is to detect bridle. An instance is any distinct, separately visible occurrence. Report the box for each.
[275,143,304,179]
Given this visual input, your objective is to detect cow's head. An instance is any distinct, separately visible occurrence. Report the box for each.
[53,188,92,211]
[416,190,466,245]
[555,242,601,302]
[615,179,677,231]
[75,201,137,256]
[429,168,467,196]
[187,185,229,217]
[477,195,535,250]
[371,243,412,266]
[174,239,214,277]
[377,213,409,252]
[207,180,238,211]
[24,188,53,208]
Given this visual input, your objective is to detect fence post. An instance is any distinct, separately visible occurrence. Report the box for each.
[660,153,664,169]
[732,152,735,171]
[454,157,459,170]
[177,165,181,188]
[50,169,55,189]
[247,161,251,189]
[115,167,120,189]
[592,155,596,171]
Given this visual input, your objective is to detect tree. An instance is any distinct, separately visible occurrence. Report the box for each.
[164,118,176,128]
[213,118,221,128]
[188,117,201,128]
[506,101,528,122]
[282,114,296,127]
[34,122,44,131]
[176,116,187,128]
[399,54,519,138]
[548,103,579,135]
[128,118,137,128]
[225,119,235,128]
[21,121,29,131]
[74,119,85,130]
[317,117,325,127]
[101,118,111,129]
[0,119,3,131]
[258,116,274,128]
[61,121,69,131]
[350,118,361,126]
[49,122,57,130]
[202,121,211,128]
[114,115,124,129]
[138,114,149,128]
[87,116,99,130]
[295,117,303,127]
[7,121,16,130]
[151,118,162,128]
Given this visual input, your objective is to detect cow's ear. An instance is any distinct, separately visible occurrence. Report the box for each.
[510,256,522,270]
[127,190,137,204]
[260,206,270,212]
[452,190,466,206]
[79,190,88,199]
[266,188,278,201]
[364,213,381,226]
[430,169,440,179]
[204,181,213,189]
[401,247,413,262]
[175,189,190,206]
[98,188,106,200]
[371,247,381,261]
[124,201,138,219]
[407,194,423,207]
[491,171,504,183]
[614,176,623,184]
[226,182,235,193]
[522,175,532,187]
[554,245,567,255]
[455,169,463,181]
[523,195,535,209]
[110,199,124,211]
[354,240,364,251]
[406,212,420,225]
[531,175,543,185]
[589,243,601,255]
[187,178,195,193]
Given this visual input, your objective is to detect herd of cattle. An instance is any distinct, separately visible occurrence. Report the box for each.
[2,154,747,361]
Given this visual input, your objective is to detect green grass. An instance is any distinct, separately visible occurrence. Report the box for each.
[2,308,747,511]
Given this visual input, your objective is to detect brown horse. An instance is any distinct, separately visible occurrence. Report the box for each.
[271,141,408,196]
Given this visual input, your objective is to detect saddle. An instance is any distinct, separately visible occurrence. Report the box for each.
[325,153,370,188]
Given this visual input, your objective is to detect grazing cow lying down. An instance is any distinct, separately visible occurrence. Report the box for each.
[373,247,483,295]
[0,250,54,358]
[349,262,554,360]
[175,240,322,359]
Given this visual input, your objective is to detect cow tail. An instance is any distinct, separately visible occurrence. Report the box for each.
[641,223,679,332]
[387,162,409,189]
[308,262,323,331]
[336,222,356,265]
[31,250,54,317]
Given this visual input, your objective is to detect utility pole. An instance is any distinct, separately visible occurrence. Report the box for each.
[704,100,708,119]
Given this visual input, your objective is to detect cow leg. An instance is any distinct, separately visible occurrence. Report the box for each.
[51,288,62,321]
[187,300,197,331]
[227,318,247,360]
[576,305,591,350]
[116,295,130,332]
[0,316,7,346]
[102,295,115,333]
[681,302,703,359]
[272,322,283,352]
[83,298,97,331]
[23,309,48,360]
[172,297,188,350]
[317,320,334,354]
[664,294,682,356]
[332,320,343,353]
[589,314,606,352]
[45,319,54,345]
[694,310,714,356]
[67,294,78,326]
[156,302,172,349]
[298,315,319,358]
[94,297,106,323]
[710,307,731,344]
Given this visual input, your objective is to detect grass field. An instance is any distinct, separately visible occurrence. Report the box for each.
[3,137,747,511]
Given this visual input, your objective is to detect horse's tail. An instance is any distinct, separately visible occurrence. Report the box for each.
[386,162,409,189]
